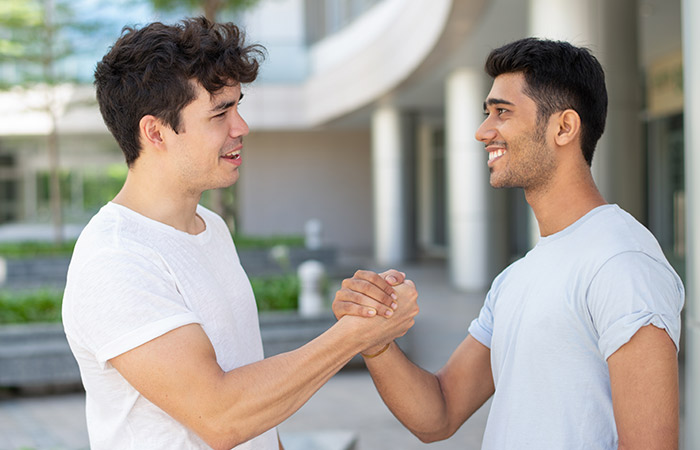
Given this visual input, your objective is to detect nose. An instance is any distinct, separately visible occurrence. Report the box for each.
[230,110,249,138]
[475,115,496,144]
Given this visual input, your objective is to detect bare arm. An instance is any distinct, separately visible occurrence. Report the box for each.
[110,292,418,450]
[608,324,679,450]
[333,271,494,443]
[363,334,494,443]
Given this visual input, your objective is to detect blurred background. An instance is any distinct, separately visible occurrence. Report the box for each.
[0,0,698,449]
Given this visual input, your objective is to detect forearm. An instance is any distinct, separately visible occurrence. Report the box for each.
[201,319,365,448]
[364,343,455,442]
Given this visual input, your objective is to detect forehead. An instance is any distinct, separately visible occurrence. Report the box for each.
[485,72,533,107]
[189,81,241,104]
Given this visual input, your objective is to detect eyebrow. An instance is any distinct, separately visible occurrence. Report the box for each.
[210,93,244,113]
[483,97,515,111]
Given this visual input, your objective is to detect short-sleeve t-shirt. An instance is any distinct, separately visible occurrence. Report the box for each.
[468,204,684,450]
[62,202,278,449]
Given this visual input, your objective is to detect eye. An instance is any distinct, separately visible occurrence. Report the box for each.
[213,111,227,119]
[496,108,509,115]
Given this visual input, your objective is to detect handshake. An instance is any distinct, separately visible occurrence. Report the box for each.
[331,270,420,358]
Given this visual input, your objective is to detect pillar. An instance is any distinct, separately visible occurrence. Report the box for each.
[445,69,489,291]
[528,0,642,229]
[683,0,700,447]
[372,106,406,265]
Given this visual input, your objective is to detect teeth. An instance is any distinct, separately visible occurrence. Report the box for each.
[223,150,240,158]
[488,149,506,161]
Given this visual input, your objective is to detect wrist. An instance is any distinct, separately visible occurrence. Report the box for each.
[361,341,393,359]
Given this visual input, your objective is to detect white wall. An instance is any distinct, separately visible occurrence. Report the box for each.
[238,130,373,252]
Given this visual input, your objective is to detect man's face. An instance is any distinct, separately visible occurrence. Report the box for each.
[163,81,249,195]
[475,72,556,191]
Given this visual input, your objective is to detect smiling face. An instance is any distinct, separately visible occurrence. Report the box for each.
[161,81,249,196]
[475,72,557,193]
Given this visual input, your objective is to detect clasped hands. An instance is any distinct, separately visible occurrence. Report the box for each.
[332,269,419,357]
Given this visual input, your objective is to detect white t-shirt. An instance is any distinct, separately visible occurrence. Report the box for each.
[468,204,684,450]
[62,202,278,449]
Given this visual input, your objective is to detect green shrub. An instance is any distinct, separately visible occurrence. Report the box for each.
[249,275,300,312]
[233,235,304,250]
[0,290,63,324]
[0,275,303,324]
[0,241,76,259]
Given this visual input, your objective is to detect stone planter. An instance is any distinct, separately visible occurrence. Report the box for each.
[0,311,382,389]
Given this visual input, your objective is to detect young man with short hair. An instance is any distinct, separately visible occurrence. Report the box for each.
[333,38,684,449]
[62,18,418,450]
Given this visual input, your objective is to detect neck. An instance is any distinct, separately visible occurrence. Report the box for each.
[113,166,205,235]
[526,164,606,237]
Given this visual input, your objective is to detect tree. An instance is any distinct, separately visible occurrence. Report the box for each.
[150,0,261,21]
[0,0,101,243]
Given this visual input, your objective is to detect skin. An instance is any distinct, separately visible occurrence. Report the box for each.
[334,72,679,449]
[108,80,420,449]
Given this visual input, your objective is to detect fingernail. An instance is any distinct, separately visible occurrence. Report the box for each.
[385,309,393,317]
[367,309,376,316]
[391,292,398,300]
[391,302,398,309]
[387,276,398,284]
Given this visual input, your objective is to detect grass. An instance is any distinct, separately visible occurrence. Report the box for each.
[0,276,305,325]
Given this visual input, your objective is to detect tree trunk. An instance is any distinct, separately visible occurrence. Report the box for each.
[44,0,63,244]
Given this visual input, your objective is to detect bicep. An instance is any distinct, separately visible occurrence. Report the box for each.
[436,335,495,428]
[607,324,679,450]
[109,323,226,435]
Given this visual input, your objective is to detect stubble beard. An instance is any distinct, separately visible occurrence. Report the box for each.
[489,123,555,192]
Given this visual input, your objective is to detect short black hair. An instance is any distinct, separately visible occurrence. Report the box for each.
[485,37,607,166]
[95,17,265,166]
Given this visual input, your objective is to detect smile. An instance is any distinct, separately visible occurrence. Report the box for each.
[488,149,506,162]
[221,149,241,161]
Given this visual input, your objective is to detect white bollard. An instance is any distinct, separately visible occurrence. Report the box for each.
[305,219,323,250]
[298,260,326,317]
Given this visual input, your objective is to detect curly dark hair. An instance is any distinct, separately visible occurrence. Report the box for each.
[94,17,265,166]
[485,37,607,166]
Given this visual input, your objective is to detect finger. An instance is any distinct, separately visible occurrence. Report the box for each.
[379,269,406,286]
[350,270,399,304]
[332,297,381,319]
[334,287,396,318]
[342,276,398,312]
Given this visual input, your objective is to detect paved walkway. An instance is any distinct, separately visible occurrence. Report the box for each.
[0,261,489,450]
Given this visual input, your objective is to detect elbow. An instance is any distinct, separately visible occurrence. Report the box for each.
[416,433,441,444]
[411,424,455,444]
[200,429,244,450]
[202,429,250,450]
[195,413,249,450]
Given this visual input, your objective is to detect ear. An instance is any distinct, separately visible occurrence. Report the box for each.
[553,109,581,147]
[138,115,166,149]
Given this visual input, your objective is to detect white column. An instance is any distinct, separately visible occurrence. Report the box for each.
[529,0,600,45]
[416,121,433,250]
[528,0,642,218]
[446,69,489,291]
[527,0,603,247]
[683,0,700,447]
[372,106,406,265]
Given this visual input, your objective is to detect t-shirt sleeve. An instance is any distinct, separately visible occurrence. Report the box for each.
[587,251,684,360]
[468,289,495,349]
[64,248,201,368]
